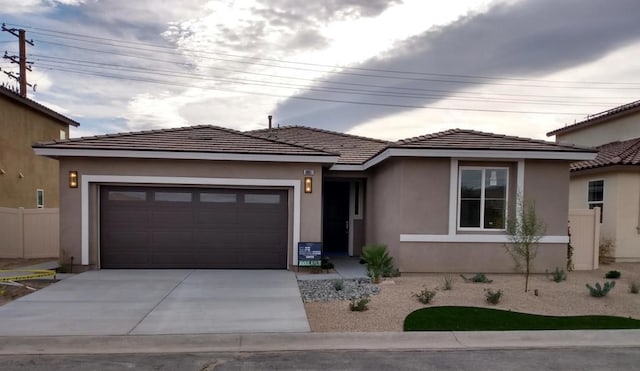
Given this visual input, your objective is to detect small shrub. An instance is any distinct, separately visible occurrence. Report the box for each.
[461,273,493,283]
[629,281,639,294]
[332,279,344,291]
[586,281,616,297]
[361,244,394,283]
[605,270,621,279]
[349,296,369,311]
[485,289,503,305]
[442,274,454,290]
[321,257,334,270]
[546,267,567,283]
[413,288,436,304]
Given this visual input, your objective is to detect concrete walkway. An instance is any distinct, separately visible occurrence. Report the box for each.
[0,330,638,355]
[0,269,309,336]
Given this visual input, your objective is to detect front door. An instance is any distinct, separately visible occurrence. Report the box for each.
[322,181,350,255]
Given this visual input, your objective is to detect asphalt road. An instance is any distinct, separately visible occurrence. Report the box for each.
[2,347,639,371]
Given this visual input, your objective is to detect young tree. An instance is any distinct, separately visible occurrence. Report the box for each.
[505,196,546,292]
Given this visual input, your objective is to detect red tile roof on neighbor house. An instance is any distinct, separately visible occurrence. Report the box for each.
[393,129,592,153]
[571,137,640,171]
[547,99,640,137]
[0,85,80,127]
[33,125,337,157]
[249,125,390,165]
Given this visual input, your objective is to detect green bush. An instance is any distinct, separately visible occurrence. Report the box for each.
[605,270,621,279]
[630,281,640,294]
[461,273,493,283]
[442,274,454,290]
[413,288,436,304]
[361,244,394,283]
[349,296,370,311]
[586,281,616,297]
[547,267,567,283]
[321,257,334,270]
[485,289,503,305]
[332,279,344,291]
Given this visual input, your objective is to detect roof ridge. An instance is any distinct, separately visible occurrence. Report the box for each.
[547,99,640,137]
[229,126,340,155]
[251,125,391,144]
[40,125,214,145]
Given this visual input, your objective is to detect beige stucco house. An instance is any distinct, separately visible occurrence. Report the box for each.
[0,86,80,208]
[548,100,640,262]
[34,125,594,272]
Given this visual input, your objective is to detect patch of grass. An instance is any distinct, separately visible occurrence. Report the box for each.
[404,306,640,331]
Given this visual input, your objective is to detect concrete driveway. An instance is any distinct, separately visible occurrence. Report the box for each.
[0,270,310,336]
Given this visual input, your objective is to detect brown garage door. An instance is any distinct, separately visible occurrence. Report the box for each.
[100,186,288,269]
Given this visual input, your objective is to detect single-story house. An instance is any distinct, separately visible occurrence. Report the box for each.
[33,124,595,273]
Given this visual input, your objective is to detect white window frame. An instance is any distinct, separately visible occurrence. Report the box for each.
[457,166,509,231]
[587,179,604,223]
[36,189,44,208]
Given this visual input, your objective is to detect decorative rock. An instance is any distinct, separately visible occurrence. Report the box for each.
[298,278,380,303]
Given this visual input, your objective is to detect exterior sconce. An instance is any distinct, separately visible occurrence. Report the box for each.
[69,171,78,188]
[304,176,312,193]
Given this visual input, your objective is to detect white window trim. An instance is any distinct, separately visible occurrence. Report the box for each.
[81,175,301,266]
[36,189,44,208]
[400,234,569,244]
[457,166,509,231]
[587,179,604,224]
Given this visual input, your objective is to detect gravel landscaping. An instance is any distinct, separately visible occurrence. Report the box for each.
[302,263,640,332]
[298,278,380,302]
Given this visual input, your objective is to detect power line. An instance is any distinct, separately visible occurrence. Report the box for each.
[10,23,640,86]
[38,64,588,115]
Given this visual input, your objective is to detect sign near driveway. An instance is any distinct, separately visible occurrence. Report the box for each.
[298,242,322,267]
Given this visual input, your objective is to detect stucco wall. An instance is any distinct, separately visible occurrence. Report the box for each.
[570,169,640,261]
[0,96,68,208]
[58,157,323,269]
[556,111,640,147]
[366,157,570,273]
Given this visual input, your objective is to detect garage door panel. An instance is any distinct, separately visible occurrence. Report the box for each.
[100,186,288,269]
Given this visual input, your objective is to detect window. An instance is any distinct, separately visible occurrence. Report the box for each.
[36,189,44,208]
[459,167,508,230]
[244,194,280,204]
[60,130,66,140]
[108,191,146,201]
[588,180,604,223]
[154,192,192,202]
[200,193,237,203]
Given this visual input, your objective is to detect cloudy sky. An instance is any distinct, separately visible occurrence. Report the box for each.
[2,0,640,140]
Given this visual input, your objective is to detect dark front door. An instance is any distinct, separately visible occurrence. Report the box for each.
[322,181,350,255]
[100,186,288,269]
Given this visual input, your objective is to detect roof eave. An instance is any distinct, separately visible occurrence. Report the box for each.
[0,88,80,127]
[32,147,339,164]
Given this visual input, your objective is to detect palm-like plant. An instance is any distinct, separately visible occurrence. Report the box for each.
[361,244,394,283]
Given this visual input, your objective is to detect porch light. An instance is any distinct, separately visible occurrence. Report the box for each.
[304,176,312,193]
[69,171,78,188]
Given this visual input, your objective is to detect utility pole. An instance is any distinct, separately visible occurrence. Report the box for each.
[2,23,34,97]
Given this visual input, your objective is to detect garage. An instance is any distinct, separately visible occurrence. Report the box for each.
[100,186,289,269]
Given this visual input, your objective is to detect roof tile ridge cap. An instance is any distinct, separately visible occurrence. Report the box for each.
[288,125,391,144]
[230,126,340,155]
[472,129,586,149]
[549,99,640,136]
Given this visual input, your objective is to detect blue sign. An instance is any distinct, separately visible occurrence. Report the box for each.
[298,242,322,267]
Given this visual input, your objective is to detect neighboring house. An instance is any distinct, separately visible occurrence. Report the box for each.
[548,100,640,262]
[33,125,594,272]
[0,86,80,208]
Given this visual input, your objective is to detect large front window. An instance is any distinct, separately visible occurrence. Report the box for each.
[459,167,508,230]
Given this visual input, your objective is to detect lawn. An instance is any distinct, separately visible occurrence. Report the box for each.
[404,306,640,331]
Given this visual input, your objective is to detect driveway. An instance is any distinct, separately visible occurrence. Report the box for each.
[0,270,310,336]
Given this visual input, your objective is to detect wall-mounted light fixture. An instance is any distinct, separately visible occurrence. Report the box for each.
[304,176,312,193]
[69,171,78,188]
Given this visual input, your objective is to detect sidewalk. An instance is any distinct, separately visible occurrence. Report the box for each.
[1,330,639,355]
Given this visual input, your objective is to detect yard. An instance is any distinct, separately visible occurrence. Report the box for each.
[304,263,640,332]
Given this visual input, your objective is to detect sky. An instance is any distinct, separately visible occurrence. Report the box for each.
[1,0,640,141]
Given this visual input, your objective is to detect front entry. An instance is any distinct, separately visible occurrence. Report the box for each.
[322,181,350,255]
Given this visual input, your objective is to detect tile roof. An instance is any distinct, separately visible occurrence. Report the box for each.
[394,129,592,152]
[0,85,80,127]
[34,125,337,157]
[571,137,640,171]
[547,99,640,137]
[249,126,390,165]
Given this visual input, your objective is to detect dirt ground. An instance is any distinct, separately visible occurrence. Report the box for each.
[304,263,640,332]
[0,258,58,306]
